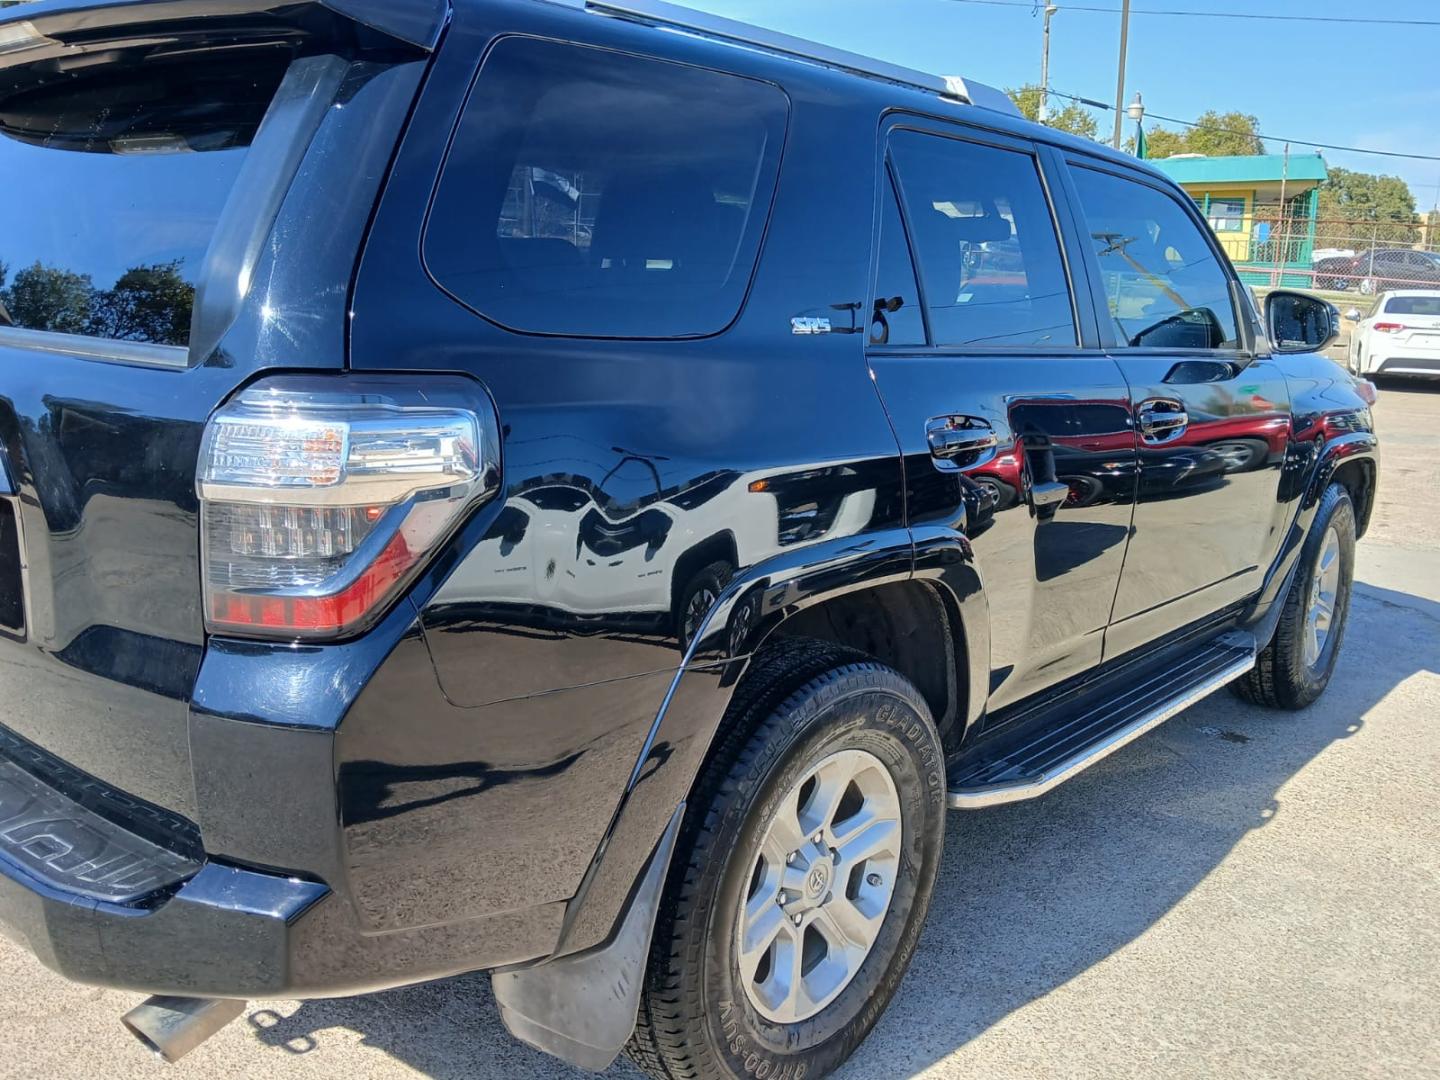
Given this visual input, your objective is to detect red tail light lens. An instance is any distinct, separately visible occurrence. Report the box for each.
[1372,322,1406,333]
[197,374,498,640]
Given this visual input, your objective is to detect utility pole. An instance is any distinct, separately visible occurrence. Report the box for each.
[1038,4,1058,123]
[1111,0,1131,149]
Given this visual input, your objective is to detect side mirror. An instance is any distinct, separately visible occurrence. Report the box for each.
[1344,307,1363,321]
[1264,290,1340,354]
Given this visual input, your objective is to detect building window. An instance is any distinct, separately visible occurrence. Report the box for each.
[1206,198,1246,233]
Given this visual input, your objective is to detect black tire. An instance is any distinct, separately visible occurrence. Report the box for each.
[628,638,947,1080]
[677,560,734,650]
[1233,482,1356,709]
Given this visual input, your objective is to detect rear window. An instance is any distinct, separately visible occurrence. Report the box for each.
[0,49,288,348]
[888,129,1076,348]
[425,37,788,339]
[1384,295,1440,316]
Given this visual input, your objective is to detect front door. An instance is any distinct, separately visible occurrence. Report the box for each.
[1060,159,1291,656]
[865,121,1138,716]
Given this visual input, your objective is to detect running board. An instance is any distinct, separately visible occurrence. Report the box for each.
[948,632,1257,810]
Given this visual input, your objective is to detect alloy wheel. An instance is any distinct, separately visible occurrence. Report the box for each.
[736,748,902,1024]
[1303,525,1342,669]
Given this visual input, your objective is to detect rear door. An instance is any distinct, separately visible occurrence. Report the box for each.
[865,119,1138,715]
[1059,158,1292,656]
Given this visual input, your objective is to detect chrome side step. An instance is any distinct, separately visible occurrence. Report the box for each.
[948,632,1257,810]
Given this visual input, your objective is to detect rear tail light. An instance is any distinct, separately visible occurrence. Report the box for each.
[1372,322,1406,333]
[197,374,498,640]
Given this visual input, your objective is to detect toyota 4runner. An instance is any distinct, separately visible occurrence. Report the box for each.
[0,1,1377,1077]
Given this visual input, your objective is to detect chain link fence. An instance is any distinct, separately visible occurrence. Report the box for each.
[1215,205,1440,294]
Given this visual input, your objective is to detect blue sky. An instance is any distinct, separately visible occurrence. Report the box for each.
[688,0,1440,210]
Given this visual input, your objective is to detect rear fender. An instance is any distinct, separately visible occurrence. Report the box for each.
[550,528,924,960]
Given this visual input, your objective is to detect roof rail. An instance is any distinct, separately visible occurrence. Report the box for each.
[562,0,1020,117]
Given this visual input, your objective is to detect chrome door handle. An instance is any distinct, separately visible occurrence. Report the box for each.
[1137,400,1188,444]
[926,416,998,462]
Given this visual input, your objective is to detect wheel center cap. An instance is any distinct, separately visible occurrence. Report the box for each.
[805,859,832,899]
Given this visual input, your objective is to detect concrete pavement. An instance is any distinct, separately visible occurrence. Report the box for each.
[1,380,1437,1080]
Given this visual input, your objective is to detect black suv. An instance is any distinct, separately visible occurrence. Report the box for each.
[0,2,1378,1077]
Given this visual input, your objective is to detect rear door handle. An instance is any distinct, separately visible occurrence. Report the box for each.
[1137,399,1188,444]
[926,416,998,465]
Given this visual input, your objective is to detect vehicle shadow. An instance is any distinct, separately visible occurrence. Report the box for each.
[244,582,1439,1080]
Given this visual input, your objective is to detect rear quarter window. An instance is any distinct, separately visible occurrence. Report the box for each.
[424,37,788,339]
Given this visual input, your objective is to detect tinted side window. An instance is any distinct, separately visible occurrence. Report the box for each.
[1069,167,1241,350]
[889,130,1075,348]
[426,38,788,339]
[871,172,926,346]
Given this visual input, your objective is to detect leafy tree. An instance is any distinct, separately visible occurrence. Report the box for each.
[88,261,195,346]
[1315,166,1418,248]
[1142,111,1266,159]
[1006,85,1099,141]
[3,262,94,335]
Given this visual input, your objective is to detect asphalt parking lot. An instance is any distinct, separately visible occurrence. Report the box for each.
[2,380,1437,1080]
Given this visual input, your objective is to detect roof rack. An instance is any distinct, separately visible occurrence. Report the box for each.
[559,0,1020,117]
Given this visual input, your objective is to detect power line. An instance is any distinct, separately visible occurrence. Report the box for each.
[942,0,1440,27]
[1047,89,1440,163]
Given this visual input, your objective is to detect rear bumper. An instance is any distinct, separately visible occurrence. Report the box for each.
[0,599,573,998]
[1376,356,1440,376]
[0,856,329,998]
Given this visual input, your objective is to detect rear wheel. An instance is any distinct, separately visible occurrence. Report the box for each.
[1233,482,1356,709]
[628,640,946,1080]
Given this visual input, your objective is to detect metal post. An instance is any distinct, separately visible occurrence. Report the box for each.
[1039,4,1057,123]
[1111,0,1131,149]
[1369,220,1378,287]
[1273,142,1289,288]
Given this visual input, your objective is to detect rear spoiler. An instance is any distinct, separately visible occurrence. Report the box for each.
[0,0,449,61]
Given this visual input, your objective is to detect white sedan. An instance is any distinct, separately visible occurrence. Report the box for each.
[1347,290,1440,379]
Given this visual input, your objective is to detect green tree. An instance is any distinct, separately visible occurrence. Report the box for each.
[1315,166,1418,248]
[1005,85,1099,141]
[1141,111,1266,159]
[1141,126,1187,159]
[88,261,195,345]
[3,262,94,335]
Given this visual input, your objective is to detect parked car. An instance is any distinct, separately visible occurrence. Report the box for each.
[0,2,1378,1078]
[1347,289,1440,379]
[1315,246,1440,293]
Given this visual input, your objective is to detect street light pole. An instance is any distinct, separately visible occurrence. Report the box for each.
[1126,91,1145,155]
[1039,4,1058,124]
[1111,0,1131,149]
